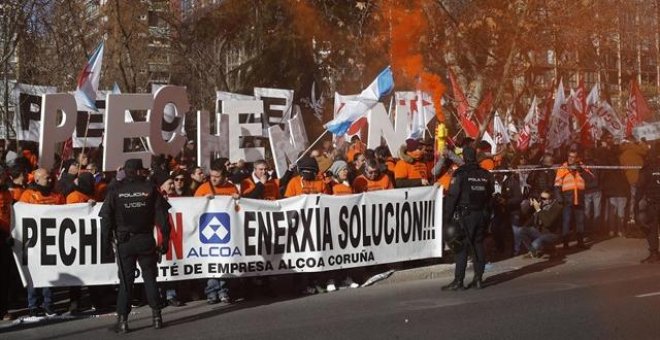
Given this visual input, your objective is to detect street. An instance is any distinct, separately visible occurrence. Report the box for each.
[2,237,660,340]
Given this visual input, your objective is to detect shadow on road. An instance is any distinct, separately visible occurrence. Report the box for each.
[484,256,567,288]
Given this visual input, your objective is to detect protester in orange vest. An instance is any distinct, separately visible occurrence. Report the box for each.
[66,172,96,204]
[241,159,280,200]
[194,166,239,199]
[324,160,354,195]
[19,168,64,317]
[345,135,367,165]
[394,139,430,188]
[477,140,496,171]
[284,156,325,197]
[554,150,589,250]
[194,164,237,305]
[21,147,38,171]
[353,159,393,193]
[63,171,98,315]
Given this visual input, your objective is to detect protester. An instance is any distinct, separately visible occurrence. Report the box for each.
[283,156,325,294]
[20,168,65,317]
[374,145,397,183]
[619,138,649,224]
[527,153,556,199]
[241,159,280,200]
[171,169,191,197]
[554,150,589,249]
[0,166,13,320]
[345,135,366,165]
[353,159,393,193]
[65,172,97,314]
[195,164,238,304]
[394,138,430,188]
[582,150,602,236]
[601,158,630,238]
[284,156,324,197]
[8,165,26,202]
[312,148,332,174]
[324,160,353,195]
[56,159,79,197]
[99,159,171,333]
[189,165,206,194]
[477,140,496,170]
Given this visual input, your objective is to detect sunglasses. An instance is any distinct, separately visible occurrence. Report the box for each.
[540,196,551,200]
[174,177,185,182]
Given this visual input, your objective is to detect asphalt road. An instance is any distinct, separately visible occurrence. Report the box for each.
[3,238,660,340]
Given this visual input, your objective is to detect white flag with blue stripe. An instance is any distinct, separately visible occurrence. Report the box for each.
[325,66,394,136]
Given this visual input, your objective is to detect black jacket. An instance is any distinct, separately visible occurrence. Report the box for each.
[444,162,494,221]
[99,176,171,241]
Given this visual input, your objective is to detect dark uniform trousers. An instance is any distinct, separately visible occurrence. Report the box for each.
[454,211,487,282]
[645,202,660,253]
[117,233,159,316]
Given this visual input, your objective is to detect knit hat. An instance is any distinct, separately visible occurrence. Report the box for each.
[328,160,348,178]
[405,138,420,152]
[76,172,95,197]
[297,156,319,171]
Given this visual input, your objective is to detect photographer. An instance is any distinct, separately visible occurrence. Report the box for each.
[516,190,562,258]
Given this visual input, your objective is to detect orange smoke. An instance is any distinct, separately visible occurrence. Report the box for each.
[380,0,446,121]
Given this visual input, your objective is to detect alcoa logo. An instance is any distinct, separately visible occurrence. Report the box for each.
[199,213,231,244]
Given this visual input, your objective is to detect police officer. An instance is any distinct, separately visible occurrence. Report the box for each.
[442,146,494,291]
[99,159,171,333]
[638,144,660,264]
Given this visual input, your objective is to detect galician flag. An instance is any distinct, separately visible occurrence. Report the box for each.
[75,41,104,112]
[325,66,394,136]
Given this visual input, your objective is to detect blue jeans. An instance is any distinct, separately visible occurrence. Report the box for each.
[562,204,585,236]
[205,279,228,300]
[27,287,52,309]
[584,191,602,221]
[517,227,559,253]
[629,186,638,219]
[512,225,523,255]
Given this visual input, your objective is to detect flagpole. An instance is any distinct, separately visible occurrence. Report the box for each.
[81,111,93,157]
[294,129,329,164]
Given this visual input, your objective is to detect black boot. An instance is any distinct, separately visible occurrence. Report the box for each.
[641,251,660,264]
[114,314,129,334]
[152,309,163,329]
[467,275,483,289]
[576,233,589,249]
[441,280,465,291]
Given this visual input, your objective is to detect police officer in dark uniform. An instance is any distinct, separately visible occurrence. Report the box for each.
[638,144,660,264]
[100,159,171,333]
[442,146,494,291]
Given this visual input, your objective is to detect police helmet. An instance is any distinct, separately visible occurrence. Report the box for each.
[443,219,465,253]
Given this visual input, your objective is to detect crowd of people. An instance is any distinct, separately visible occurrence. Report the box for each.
[0,131,659,322]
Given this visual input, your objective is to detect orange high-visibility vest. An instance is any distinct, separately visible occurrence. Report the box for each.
[554,162,585,205]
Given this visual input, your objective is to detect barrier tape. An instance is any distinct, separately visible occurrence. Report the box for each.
[489,165,643,173]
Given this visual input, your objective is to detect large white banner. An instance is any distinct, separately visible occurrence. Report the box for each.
[12,186,443,288]
[12,83,57,142]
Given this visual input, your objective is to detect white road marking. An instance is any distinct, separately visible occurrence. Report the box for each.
[635,291,660,298]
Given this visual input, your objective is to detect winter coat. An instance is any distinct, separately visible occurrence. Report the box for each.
[619,142,648,185]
